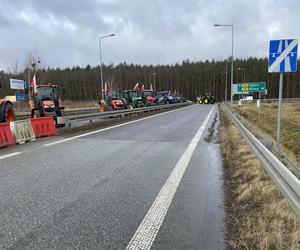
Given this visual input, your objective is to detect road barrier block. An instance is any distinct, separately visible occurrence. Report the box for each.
[10,120,36,144]
[30,117,57,138]
[0,122,16,148]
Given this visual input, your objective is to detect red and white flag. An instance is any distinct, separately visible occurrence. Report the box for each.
[133,82,139,91]
[141,84,144,91]
[150,84,153,91]
[31,74,38,96]
[104,82,109,96]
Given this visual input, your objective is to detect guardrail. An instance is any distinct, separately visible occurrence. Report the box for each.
[15,107,99,121]
[61,102,192,128]
[223,103,300,216]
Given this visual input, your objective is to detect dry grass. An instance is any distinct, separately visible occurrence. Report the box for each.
[231,102,300,166]
[220,107,300,250]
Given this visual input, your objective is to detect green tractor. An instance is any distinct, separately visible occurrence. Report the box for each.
[120,90,144,109]
[197,93,215,104]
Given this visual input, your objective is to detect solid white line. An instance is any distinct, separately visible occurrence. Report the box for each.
[0,152,22,160]
[44,105,194,147]
[126,106,215,250]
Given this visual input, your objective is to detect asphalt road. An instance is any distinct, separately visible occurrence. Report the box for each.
[0,104,225,250]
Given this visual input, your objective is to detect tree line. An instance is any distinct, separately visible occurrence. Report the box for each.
[0,57,299,102]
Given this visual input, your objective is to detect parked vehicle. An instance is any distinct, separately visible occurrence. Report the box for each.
[174,93,186,103]
[197,93,215,104]
[240,95,253,103]
[0,84,14,123]
[120,90,144,109]
[140,90,156,106]
[155,91,176,105]
[28,84,65,125]
[99,90,125,112]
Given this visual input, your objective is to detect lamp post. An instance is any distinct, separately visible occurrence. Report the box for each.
[225,60,228,101]
[99,33,115,100]
[238,67,245,83]
[214,24,234,102]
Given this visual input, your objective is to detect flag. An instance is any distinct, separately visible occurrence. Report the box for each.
[31,74,38,96]
[141,84,144,91]
[150,84,153,91]
[104,82,109,95]
[133,82,139,91]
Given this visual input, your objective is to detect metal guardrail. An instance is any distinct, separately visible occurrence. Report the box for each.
[62,102,192,128]
[223,103,300,216]
[15,107,99,121]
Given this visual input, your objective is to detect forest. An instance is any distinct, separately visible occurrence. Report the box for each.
[0,57,299,102]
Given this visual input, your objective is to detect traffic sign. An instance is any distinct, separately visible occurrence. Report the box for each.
[10,79,25,90]
[16,93,25,102]
[268,39,298,73]
[237,82,266,93]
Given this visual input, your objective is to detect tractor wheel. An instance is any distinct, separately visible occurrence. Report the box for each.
[99,103,106,112]
[0,102,14,122]
[204,98,209,104]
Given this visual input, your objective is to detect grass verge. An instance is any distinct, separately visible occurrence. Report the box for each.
[220,106,300,249]
[231,102,300,166]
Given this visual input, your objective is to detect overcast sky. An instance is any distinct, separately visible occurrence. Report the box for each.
[0,0,299,71]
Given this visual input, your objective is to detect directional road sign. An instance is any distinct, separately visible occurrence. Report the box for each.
[268,39,298,73]
[237,82,266,93]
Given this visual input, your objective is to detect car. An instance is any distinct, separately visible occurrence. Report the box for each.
[240,96,253,103]
[155,91,177,105]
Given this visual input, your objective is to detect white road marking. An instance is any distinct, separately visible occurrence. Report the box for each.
[126,106,215,250]
[0,152,22,160]
[44,105,195,147]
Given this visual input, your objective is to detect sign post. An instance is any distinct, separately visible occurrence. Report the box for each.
[268,39,298,147]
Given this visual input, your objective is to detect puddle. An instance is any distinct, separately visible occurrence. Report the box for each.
[204,108,220,144]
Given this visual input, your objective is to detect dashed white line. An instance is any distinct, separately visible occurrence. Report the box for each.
[126,106,215,250]
[44,105,194,147]
[0,152,22,160]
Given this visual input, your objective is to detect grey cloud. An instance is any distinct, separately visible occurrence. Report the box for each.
[0,0,299,70]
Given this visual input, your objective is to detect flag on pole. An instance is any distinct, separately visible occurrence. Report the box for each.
[104,82,109,96]
[141,84,144,91]
[133,82,139,91]
[150,84,153,91]
[31,74,38,96]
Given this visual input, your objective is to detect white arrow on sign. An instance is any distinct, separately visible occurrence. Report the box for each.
[269,39,297,72]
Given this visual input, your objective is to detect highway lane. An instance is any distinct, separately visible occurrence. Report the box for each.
[0,104,224,249]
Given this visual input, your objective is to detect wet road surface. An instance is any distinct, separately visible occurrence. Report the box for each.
[0,104,224,249]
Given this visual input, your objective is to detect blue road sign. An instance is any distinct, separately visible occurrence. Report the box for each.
[16,93,25,102]
[268,39,298,73]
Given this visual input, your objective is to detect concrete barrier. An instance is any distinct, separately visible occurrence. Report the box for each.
[10,120,36,144]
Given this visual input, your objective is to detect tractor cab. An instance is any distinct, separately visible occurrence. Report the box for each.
[29,84,65,123]
[141,90,156,106]
[99,90,125,112]
[121,90,144,109]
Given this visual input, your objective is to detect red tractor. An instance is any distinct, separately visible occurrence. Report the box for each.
[99,90,125,112]
[28,84,65,125]
[141,90,156,106]
[0,99,14,123]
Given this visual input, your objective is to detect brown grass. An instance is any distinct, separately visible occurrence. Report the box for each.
[220,106,300,249]
[231,102,300,166]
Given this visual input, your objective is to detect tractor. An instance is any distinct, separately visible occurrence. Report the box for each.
[140,89,156,106]
[28,84,65,125]
[120,90,144,109]
[0,83,14,123]
[197,93,215,104]
[99,90,125,112]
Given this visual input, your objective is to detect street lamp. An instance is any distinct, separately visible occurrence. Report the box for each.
[99,33,115,99]
[214,24,234,102]
[238,67,245,83]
